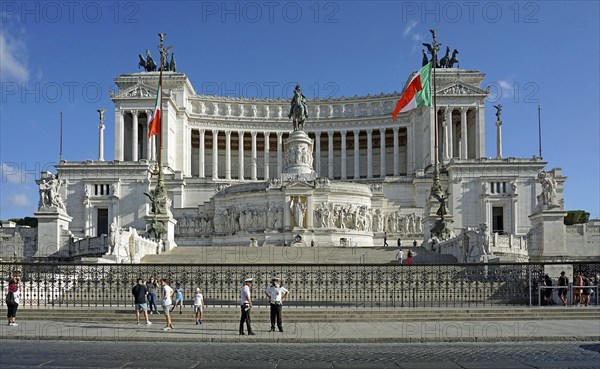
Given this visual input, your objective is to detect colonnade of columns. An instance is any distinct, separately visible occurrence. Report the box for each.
[439,106,480,160]
[189,127,410,181]
[115,110,157,162]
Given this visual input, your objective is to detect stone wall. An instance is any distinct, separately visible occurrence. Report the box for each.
[565,220,600,258]
[0,223,37,260]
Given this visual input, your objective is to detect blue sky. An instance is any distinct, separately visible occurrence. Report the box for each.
[1,1,599,220]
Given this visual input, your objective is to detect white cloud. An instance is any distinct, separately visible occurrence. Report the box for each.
[0,28,29,83]
[497,80,514,100]
[403,21,418,37]
[9,193,30,207]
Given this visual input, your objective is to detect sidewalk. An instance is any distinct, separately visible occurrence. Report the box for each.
[1,319,599,343]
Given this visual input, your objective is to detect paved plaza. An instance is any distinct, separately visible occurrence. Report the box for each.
[1,341,599,369]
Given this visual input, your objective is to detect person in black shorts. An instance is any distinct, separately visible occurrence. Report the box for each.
[557,271,568,306]
[543,274,554,305]
[582,274,592,306]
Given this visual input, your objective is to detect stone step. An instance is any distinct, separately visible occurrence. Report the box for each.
[8,308,600,322]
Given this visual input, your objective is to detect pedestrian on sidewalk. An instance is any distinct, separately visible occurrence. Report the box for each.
[573,272,584,306]
[395,248,404,264]
[5,278,20,326]
[170,283,184,314]
[383,232,389,247]
[194,288,205,325]
[406,250,413,265]
[132,278,151,325]
[582,274,592,306]
[239,277,254,335]
[557,271,568,306]
[160,278,174,330]
[146,277,159,314]
[265,275,289,332]
[543,274,554,305]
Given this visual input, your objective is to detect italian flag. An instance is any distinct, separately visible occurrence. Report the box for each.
[392,62,432,120]
[148,83,161,138]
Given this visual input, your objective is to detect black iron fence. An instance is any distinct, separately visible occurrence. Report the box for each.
[1,262,598,308]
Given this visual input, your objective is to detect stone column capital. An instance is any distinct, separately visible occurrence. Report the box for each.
[250,131,257,138]
[212,129,219,135]
[327,130,334,137]
[225,130,232,136]
[460,106,469,113]
[366,129,373,136]
[199,129,206,135]
[238,131,245,137]
[393,126,399,133]
[353,129,360,135]
[131,110,139,117]
[263,132,270,139]
[340,130,347,138]
[276,131,283,139]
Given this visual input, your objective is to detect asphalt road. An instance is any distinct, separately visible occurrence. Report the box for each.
[0,340,599,369]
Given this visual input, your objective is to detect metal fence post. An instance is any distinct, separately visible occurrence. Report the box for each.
[528,265,532,307]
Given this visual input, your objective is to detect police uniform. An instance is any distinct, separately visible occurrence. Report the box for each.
[265,276,289,332]
[239,278,254,335]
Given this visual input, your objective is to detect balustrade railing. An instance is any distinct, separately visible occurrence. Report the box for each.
[1,262,598,308]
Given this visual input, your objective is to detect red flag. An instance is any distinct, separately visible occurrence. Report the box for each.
[148,84,161,138]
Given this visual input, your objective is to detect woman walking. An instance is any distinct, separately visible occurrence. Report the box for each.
[5,278,20,326]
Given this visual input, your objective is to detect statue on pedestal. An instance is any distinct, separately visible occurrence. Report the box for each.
[288,84,308,131]
[290,197,306,228]
[537,170,559,209]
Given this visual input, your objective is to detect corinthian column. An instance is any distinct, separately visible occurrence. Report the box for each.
[327,130,334,179]
[353,130,360,179]
[263,132,270,180]
[238,131,245,180]
[460,107,468,159]
[199,129,205,178]
[379,128,386,178]
[225,130,232,180]
[341,131,347,179]
[393,127,399,176]
[251,131,257,180]
[315,131,321,175]
[131,110,139,161]
[277,132,283,178]
[367,129,373,179]
[212,129,219,180]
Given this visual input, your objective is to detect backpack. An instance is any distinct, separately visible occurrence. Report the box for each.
[5,290,14,305]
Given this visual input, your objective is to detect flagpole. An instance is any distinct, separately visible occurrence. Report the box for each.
[59,112,63,162]
[537,104,542,159]
[158,35,164,185]
[430,30,442,197]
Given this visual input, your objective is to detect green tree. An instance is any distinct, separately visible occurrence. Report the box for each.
[6,217,38,228]
[564,210,590,225]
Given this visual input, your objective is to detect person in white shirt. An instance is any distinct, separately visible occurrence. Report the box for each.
[239,278,254,335]
[265,276,289,332]
[396,248,404,264]
[160,278,174,330]
[193,288,205,325]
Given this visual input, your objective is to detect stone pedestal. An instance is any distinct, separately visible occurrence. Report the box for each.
[528,210,568,259]
[34,209,73,257]
[156,214,177,252]
[282,130,316,181]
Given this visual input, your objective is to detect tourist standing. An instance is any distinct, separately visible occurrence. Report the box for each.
[5,278,20,326]
[170,283,184,314]
[239,278,254,335]
[543,274,554,305]
[406,250,413,265]
[194,288,205,325]
[573,272,584,306]
[582,275,592,306]
[413,240,418,247]
[557,271,568,306]
[265,276,289,332]
[383,232,389,247]
[132,278,151,325]
[395,248,404,264]
[146,277,158,314]
[160,279,174,330]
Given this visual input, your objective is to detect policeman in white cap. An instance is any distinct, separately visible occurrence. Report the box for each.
[265,275,289,332]
[239,277,255,335]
